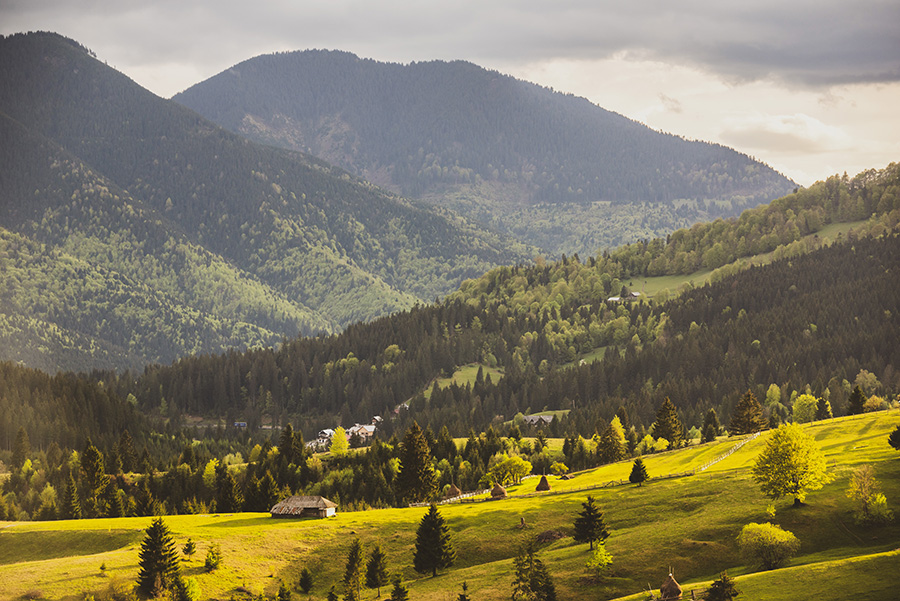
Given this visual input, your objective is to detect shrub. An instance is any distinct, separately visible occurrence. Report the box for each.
[737,522,799,570]
[204,543,222,572]
[585,542,614,576]
[706,572,740,601]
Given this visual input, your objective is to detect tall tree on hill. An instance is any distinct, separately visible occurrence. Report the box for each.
[279,424,296,465]
[60,474,82,520]
[729,390,767,435]
[573,495,610,550]
[512,538,557,601]
[629,457,649,487]
[397,421,437,504]
[702,408,721,443]
[413,504,456,577]
[652,397,684,448]
[343,538,363,601]
[752,423,832,506]
[137,517,181,596]
[365,544,389,597]
[596,417,627,464]
[847,386,866,415]
[888,426,900,452]
[80,438,107,517]
[11,427,30,470]
[214,462,243,513]
[117,430,137,473]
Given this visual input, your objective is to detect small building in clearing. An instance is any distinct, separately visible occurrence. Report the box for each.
[270,495,337,518]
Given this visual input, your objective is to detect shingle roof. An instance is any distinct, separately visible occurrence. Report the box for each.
[270,495,337,514]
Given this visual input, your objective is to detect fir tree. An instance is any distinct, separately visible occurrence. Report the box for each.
[572,495,610,550]
[706,572,740,601]
[388,576,409,601]
[629,458,649,487]
[60,474,82,520]
[277,580,293,601]
[652,397,684,448]
[214,462,242,512]
[413,504,456,577]
[729,390,767,435]
[815,397,834,421]
[299,567,314,595]
[117,429,137,473]
[702,408,720,443]
[343,538,363,601]
[11,427,30,470]
[365,544,389,597]
[137,518,181,596]
[81,438,107,517]
[397,421,437,504]
[280,424,296,465]
[457,581,471,601]
[889,426,900,452]
[512,539,557,601]
[183,538,196,557]
[103,480,124,518]
[596,418,627,464]
[847,386,866,415]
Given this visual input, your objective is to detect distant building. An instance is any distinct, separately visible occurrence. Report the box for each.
[270,495,337,518]
[523,415,554,427]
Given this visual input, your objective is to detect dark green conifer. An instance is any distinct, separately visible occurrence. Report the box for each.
[365,544,389,597]
[512,538,557,601]
[888,425,900,451]
[706,571,740,601]
[653,397,684,447]
[847,386,866,415]
[413,504,456,577]
[728,390,767,435]
[396,421,437,504]
[343,538,363,600]
[702,408,720,443]
[11,427,30,470]
[214,463,242,512]
[629,458,649,487]
[60,474,82,520]
[137,517,181,596]
[298,567,314,595]
[388,576,409,601]
[572,495,610,550]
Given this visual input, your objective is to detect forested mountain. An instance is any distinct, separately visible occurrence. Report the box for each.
[174,49,796,256]
[0,32,533,371]
[94,164,900,440]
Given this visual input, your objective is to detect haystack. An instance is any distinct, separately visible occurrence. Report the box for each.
[491,483,507,499]
[659,573,682,600]
[444,483,462,499]
[535,475,551,491]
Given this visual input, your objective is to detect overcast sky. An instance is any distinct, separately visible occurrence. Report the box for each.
[3,0,898,186]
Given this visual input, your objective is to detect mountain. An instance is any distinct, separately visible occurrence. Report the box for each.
[106,165,900,435]
[0,32,533,371]
[173,50,796,256]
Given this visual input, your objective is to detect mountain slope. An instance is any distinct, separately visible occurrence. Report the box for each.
[173,49,796,255]
[0,32,533,370]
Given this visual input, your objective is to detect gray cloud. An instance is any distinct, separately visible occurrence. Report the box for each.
[2,0,898,95]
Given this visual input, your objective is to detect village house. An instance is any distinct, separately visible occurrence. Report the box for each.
[270,495,338,518]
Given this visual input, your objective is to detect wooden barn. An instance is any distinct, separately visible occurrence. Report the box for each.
[270,495,337,518]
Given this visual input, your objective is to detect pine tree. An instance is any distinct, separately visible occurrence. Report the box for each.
[413,504,456,577]
[214,462,242,512]
[512,539,557,601]
[457,581,472,601]
[596,419,627,464]
[702,408,720,443]
[137,517,181,596]
[572,495,610,550]
[343,538,363,600]
[280,424,296,465]
[103,480,125,518]
[815,397,833,421]
[847,386,866,415]
[299,567,314,595]
[11,427,30,470]
[652,397,684,448]
[706,572,740,601]
[365,544,389,597]
[729,390,767,435]
[60,474,82,520]
[629,458,649,487]
[397,421,437,504]
[183,538,196,557]
[889,426,900,452]
[118,430,137,473]
[388,576,409,601]
[80,438,107,517]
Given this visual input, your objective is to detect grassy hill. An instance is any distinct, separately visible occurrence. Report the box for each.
[1,411,897,601]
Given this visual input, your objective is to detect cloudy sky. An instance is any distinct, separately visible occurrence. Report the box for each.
[3,0,898,186]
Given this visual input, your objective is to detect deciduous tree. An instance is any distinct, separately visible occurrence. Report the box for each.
[751,423,832,506]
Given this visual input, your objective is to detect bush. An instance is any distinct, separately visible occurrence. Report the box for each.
[204,544,222,572]
[737,522,799,570]
[585,542,614,576]
[706,572,740,601]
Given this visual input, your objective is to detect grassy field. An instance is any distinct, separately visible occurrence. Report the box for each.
[1,410,898,601]
[422,363,505,399]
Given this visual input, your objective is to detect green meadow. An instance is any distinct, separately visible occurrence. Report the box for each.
[1,410,898,601]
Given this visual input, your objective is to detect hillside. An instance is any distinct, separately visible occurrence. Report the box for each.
[1,412,897,601]
[173,49,796,256]
[0,32,533,371]
[98,164,900,438]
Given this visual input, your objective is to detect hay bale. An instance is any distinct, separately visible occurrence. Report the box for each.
[660,573,683,600]
[444,483,462,499]
[491,483,507,499]
[535,475,551,491]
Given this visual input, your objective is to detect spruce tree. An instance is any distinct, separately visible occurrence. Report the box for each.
[60,474,82,520]
[11,427,30,470]
[596,419,627,464]
[137,517,181,596]
[299,567,314,595]
[280,424,296,465]
[729,390,767,435]
[103,480,125,518]
[629,458,649,487]
[343,539,363,601]
[388,576,409,601]
[81,438,107,517]
[397,421,437,504]
[889,425,900,452]
[847,386,866,415]
[706,572,740,601]
[214,462,242,512]
[413,504,456,577]
[702,408,720,443]
[652,397,684,448]
[815,397,834,421]
[277,580,293,601]
[365,544,389,597]
[572,495,610,550]
[117,430,137,473]
[512,539,557,601]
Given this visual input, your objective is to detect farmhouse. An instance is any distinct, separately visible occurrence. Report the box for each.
[270,495,338,518]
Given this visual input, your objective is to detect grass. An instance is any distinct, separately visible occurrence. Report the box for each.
[1,410,898,600]
[423,363,504,399]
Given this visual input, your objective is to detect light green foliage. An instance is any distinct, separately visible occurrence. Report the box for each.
[204,543,222,572]
[330,427,349,457]
[846,464,894,525]
[549,461,569,476]
[752,423,832,505]
[585,542,613,575]
[487,454,533,486]
[737,522,800,570]
[792,394,818,424]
